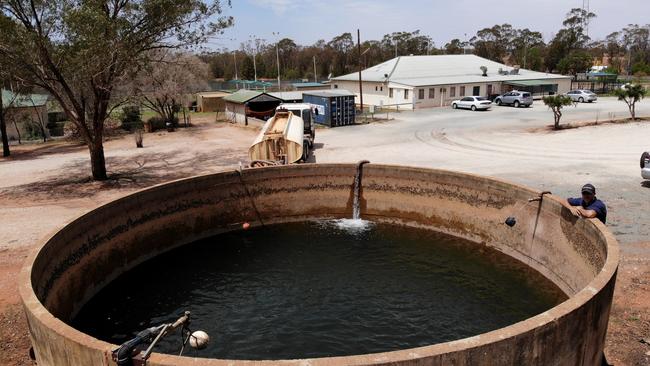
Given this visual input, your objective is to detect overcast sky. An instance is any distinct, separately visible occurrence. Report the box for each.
[207,0,649,50]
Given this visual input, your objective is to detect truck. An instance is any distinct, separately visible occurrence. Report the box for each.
[248,104,315,167]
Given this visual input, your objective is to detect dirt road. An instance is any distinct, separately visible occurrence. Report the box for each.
[1,100,649,365]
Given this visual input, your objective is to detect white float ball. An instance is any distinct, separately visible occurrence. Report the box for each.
[189,330,210,350]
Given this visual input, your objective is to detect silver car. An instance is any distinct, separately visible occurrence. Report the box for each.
[566,90,597,103]
[494,91,533,107]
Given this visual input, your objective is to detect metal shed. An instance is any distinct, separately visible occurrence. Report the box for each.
[303,90,355,127]
[223,90,282,125]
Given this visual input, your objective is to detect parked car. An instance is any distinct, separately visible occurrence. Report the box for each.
[494,91,533,107]
[451,96,492,111]
[641,151,650,180]
[566,89,597,103]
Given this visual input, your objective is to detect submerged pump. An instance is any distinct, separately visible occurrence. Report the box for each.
[504,191,551,227]
[112,311,210,366]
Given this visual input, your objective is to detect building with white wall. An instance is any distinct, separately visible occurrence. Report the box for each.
[331,55,572,110]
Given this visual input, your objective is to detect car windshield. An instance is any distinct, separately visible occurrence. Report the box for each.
[476,97,488,101]
[585,90,595,94]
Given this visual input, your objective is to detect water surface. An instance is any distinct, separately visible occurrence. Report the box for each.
[72,221,566,359]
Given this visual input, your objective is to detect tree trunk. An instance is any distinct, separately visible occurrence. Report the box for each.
[11,117,21,144]
[0,103,9,157]
[89,140,108,180]
[630,103,636,120]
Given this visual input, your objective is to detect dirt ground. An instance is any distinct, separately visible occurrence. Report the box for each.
[1,108,649,365]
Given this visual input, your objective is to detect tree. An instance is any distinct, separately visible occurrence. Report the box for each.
[557,50,593,75]
[543,95,573,129]
[471,24,515,62]
[0,1,232,180]
[546,8,596,71]
[241,55,256,80]
[134,51,209,124]
[444,39,464,55]
[614,84,647,120]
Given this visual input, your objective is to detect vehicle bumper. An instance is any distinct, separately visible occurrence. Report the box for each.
[642,167,650,180]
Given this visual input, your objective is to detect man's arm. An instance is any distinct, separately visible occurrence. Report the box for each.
[561,199,581,217]
[575,207,598,219]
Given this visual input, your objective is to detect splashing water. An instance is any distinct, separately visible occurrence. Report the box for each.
[352,160,370,220]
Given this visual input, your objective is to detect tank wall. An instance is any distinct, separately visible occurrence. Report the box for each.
[20,164,618,366]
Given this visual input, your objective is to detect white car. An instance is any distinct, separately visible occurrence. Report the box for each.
[642,152,650,180]
[566,90,597,103]
[451,96,492,111]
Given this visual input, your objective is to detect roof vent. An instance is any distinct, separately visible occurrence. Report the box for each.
[511,65,520,75]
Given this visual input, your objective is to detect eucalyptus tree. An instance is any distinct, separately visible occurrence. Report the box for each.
[0,0,232,180]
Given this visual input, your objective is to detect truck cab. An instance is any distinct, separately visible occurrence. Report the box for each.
[276,103,315,148]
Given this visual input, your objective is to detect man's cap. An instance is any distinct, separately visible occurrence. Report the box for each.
[581,183,596,195]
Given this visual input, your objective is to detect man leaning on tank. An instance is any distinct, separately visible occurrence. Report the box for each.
[562,183,607,224]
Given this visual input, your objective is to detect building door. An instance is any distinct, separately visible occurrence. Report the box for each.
[487,84,493,96]
[472,86,480,96]
[440,88,446,107]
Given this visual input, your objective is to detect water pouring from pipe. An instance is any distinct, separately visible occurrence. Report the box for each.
[352,160,370,220]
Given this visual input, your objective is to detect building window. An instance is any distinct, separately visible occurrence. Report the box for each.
[404,89,409,100]
[375,86,378,91]
[389,88,393,98]
[429,88,435,98]
[334,84,339,89]
[473,86,480,95]
[418,89,425,99]
[460,86,466,96]
[380,86,383,91]
[450,86,456,97]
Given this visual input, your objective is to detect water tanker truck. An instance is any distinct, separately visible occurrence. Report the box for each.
[248,104,315,167]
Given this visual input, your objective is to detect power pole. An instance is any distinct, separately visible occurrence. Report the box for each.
[233,52,238,80]
[253,52,257,82]
[313,56,317,83]
[276,44,281,90]
[358,29,364,112]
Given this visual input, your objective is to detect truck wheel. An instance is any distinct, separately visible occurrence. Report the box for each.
[641,151,650,169]
[514,100,520,108]
[302,142,310,163]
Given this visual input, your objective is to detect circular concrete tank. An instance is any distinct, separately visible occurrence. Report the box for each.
[20,164,618,366]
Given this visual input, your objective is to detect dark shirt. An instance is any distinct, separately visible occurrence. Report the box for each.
[567,197,607,224]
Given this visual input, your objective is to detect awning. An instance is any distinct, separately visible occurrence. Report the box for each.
[505,80,558,87]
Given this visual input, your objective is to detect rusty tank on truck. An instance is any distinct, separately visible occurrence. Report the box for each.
[248,107,313,167]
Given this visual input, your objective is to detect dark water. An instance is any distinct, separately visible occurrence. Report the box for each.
[72,221,566,360]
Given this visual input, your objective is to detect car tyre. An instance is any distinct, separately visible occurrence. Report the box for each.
[452,103,457,109]
[641,151,650,169]
[471,105,477,111]
[496,99,502,106]
[514,100,520,108]
[578,97,584,103]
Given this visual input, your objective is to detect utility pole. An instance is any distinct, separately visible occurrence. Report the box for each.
[464,33,467,54]
[253,52,257,82]
[233,51,238,80]
[313,56,317,83]
[358,29,364,112]
[273,32,281,90]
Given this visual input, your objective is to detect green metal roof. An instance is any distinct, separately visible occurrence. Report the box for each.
[2,89,48,108]
[504,80,559,87]
[223,89,282,104]
[223,90,263,103]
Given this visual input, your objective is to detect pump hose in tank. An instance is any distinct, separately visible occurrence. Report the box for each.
[235,169,265,227]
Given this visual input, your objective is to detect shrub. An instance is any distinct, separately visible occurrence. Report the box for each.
[120,106,142,131]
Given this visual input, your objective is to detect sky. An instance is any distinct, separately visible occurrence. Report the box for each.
[206,0,650,51]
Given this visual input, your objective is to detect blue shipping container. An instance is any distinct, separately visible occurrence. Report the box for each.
[303,91,356,127]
